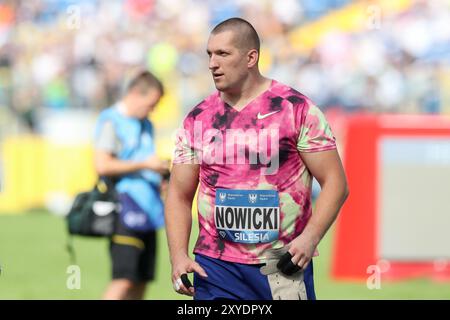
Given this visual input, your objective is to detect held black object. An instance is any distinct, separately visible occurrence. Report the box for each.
[276,252,301,276]
[180,273,193,289]
[162,170,171,181]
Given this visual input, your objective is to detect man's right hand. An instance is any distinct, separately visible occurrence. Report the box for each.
[142,156,170,175]
[171,254,208,296]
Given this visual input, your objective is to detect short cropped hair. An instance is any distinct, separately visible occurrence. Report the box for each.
[126,70,164,96]
[211,17,260,53]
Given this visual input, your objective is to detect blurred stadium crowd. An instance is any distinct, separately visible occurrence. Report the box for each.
[1,0,449,140]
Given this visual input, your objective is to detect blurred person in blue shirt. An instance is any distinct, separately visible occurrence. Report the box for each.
[94,70,169,300]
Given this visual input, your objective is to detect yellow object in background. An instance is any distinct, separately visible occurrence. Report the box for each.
[0,134,189,216]
[0,136,41,212]
[151,87,180,131]
[258,47,273,74]
[0,136,96,214]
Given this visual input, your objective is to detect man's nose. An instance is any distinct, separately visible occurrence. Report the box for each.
[209,55,219,70]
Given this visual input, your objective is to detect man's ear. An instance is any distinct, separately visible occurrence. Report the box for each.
[247,49,259,68]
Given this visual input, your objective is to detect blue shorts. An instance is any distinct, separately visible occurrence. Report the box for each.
[193,254,316,300]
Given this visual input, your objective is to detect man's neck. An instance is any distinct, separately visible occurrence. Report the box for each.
[221,74,272,111]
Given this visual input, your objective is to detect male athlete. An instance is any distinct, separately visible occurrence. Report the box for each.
[165,18,349,300]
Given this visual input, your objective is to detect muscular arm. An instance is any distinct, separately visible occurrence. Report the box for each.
[165,163,207,296]
[165,163,200,262]
[300,149,349,245]
[289,149,349,269]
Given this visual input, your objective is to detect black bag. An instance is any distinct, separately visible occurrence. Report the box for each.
[67,178,119,237]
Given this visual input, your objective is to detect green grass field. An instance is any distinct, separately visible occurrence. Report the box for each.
[0,211,449,299]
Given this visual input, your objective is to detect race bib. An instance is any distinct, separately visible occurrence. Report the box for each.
[214,189,280,244]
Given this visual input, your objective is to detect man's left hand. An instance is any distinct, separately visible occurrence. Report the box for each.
[287,233,319,270]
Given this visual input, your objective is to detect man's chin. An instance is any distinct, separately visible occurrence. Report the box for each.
[214,83,229,92]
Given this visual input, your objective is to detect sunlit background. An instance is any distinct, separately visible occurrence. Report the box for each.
[0,0,450,299]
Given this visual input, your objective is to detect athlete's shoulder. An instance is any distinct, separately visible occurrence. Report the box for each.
[185,91,220,121]
[270,80,312,107]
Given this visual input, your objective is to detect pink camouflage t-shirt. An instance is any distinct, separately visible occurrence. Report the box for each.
[173,80,336,264]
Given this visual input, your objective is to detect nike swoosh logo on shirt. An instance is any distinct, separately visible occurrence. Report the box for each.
[257,110,280,120]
